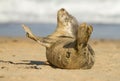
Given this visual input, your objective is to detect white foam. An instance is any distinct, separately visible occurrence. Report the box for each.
[0,0,120,24]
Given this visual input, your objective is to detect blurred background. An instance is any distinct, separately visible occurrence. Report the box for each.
[0,0,120,39]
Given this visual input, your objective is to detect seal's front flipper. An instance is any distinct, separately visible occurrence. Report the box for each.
[22,24,51,48]
[77,23,93,49]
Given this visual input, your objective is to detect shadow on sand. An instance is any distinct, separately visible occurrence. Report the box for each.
[0,60,48,65]
[0,60,58,69]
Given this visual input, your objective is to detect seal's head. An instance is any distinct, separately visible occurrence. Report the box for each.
[57,8,78,38]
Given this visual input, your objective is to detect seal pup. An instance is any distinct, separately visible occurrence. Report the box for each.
[22,9,95,69]
[22,23,95,69]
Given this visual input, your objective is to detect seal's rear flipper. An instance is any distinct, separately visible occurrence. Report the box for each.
[22,24,38,41]
[22,24,51,48]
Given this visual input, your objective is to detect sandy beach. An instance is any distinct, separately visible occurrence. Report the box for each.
[0,37,120,81]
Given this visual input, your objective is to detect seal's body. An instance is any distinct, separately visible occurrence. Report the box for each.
[22,8,95,69]
[46,23,95,69]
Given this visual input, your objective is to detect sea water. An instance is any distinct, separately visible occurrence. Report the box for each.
[0,23,120,39]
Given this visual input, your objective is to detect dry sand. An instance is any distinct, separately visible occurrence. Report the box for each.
[0,37,120,81]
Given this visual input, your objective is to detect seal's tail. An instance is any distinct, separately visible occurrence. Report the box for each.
[22,24,51,48]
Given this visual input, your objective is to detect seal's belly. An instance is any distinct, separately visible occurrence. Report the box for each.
[46,39,82,69]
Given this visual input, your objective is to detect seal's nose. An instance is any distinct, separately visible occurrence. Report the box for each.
[60,8,65,11]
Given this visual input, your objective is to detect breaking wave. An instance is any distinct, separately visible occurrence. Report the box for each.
[0,0,120,24]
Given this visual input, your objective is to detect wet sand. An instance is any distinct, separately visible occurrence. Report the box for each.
[0,37,120,81]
